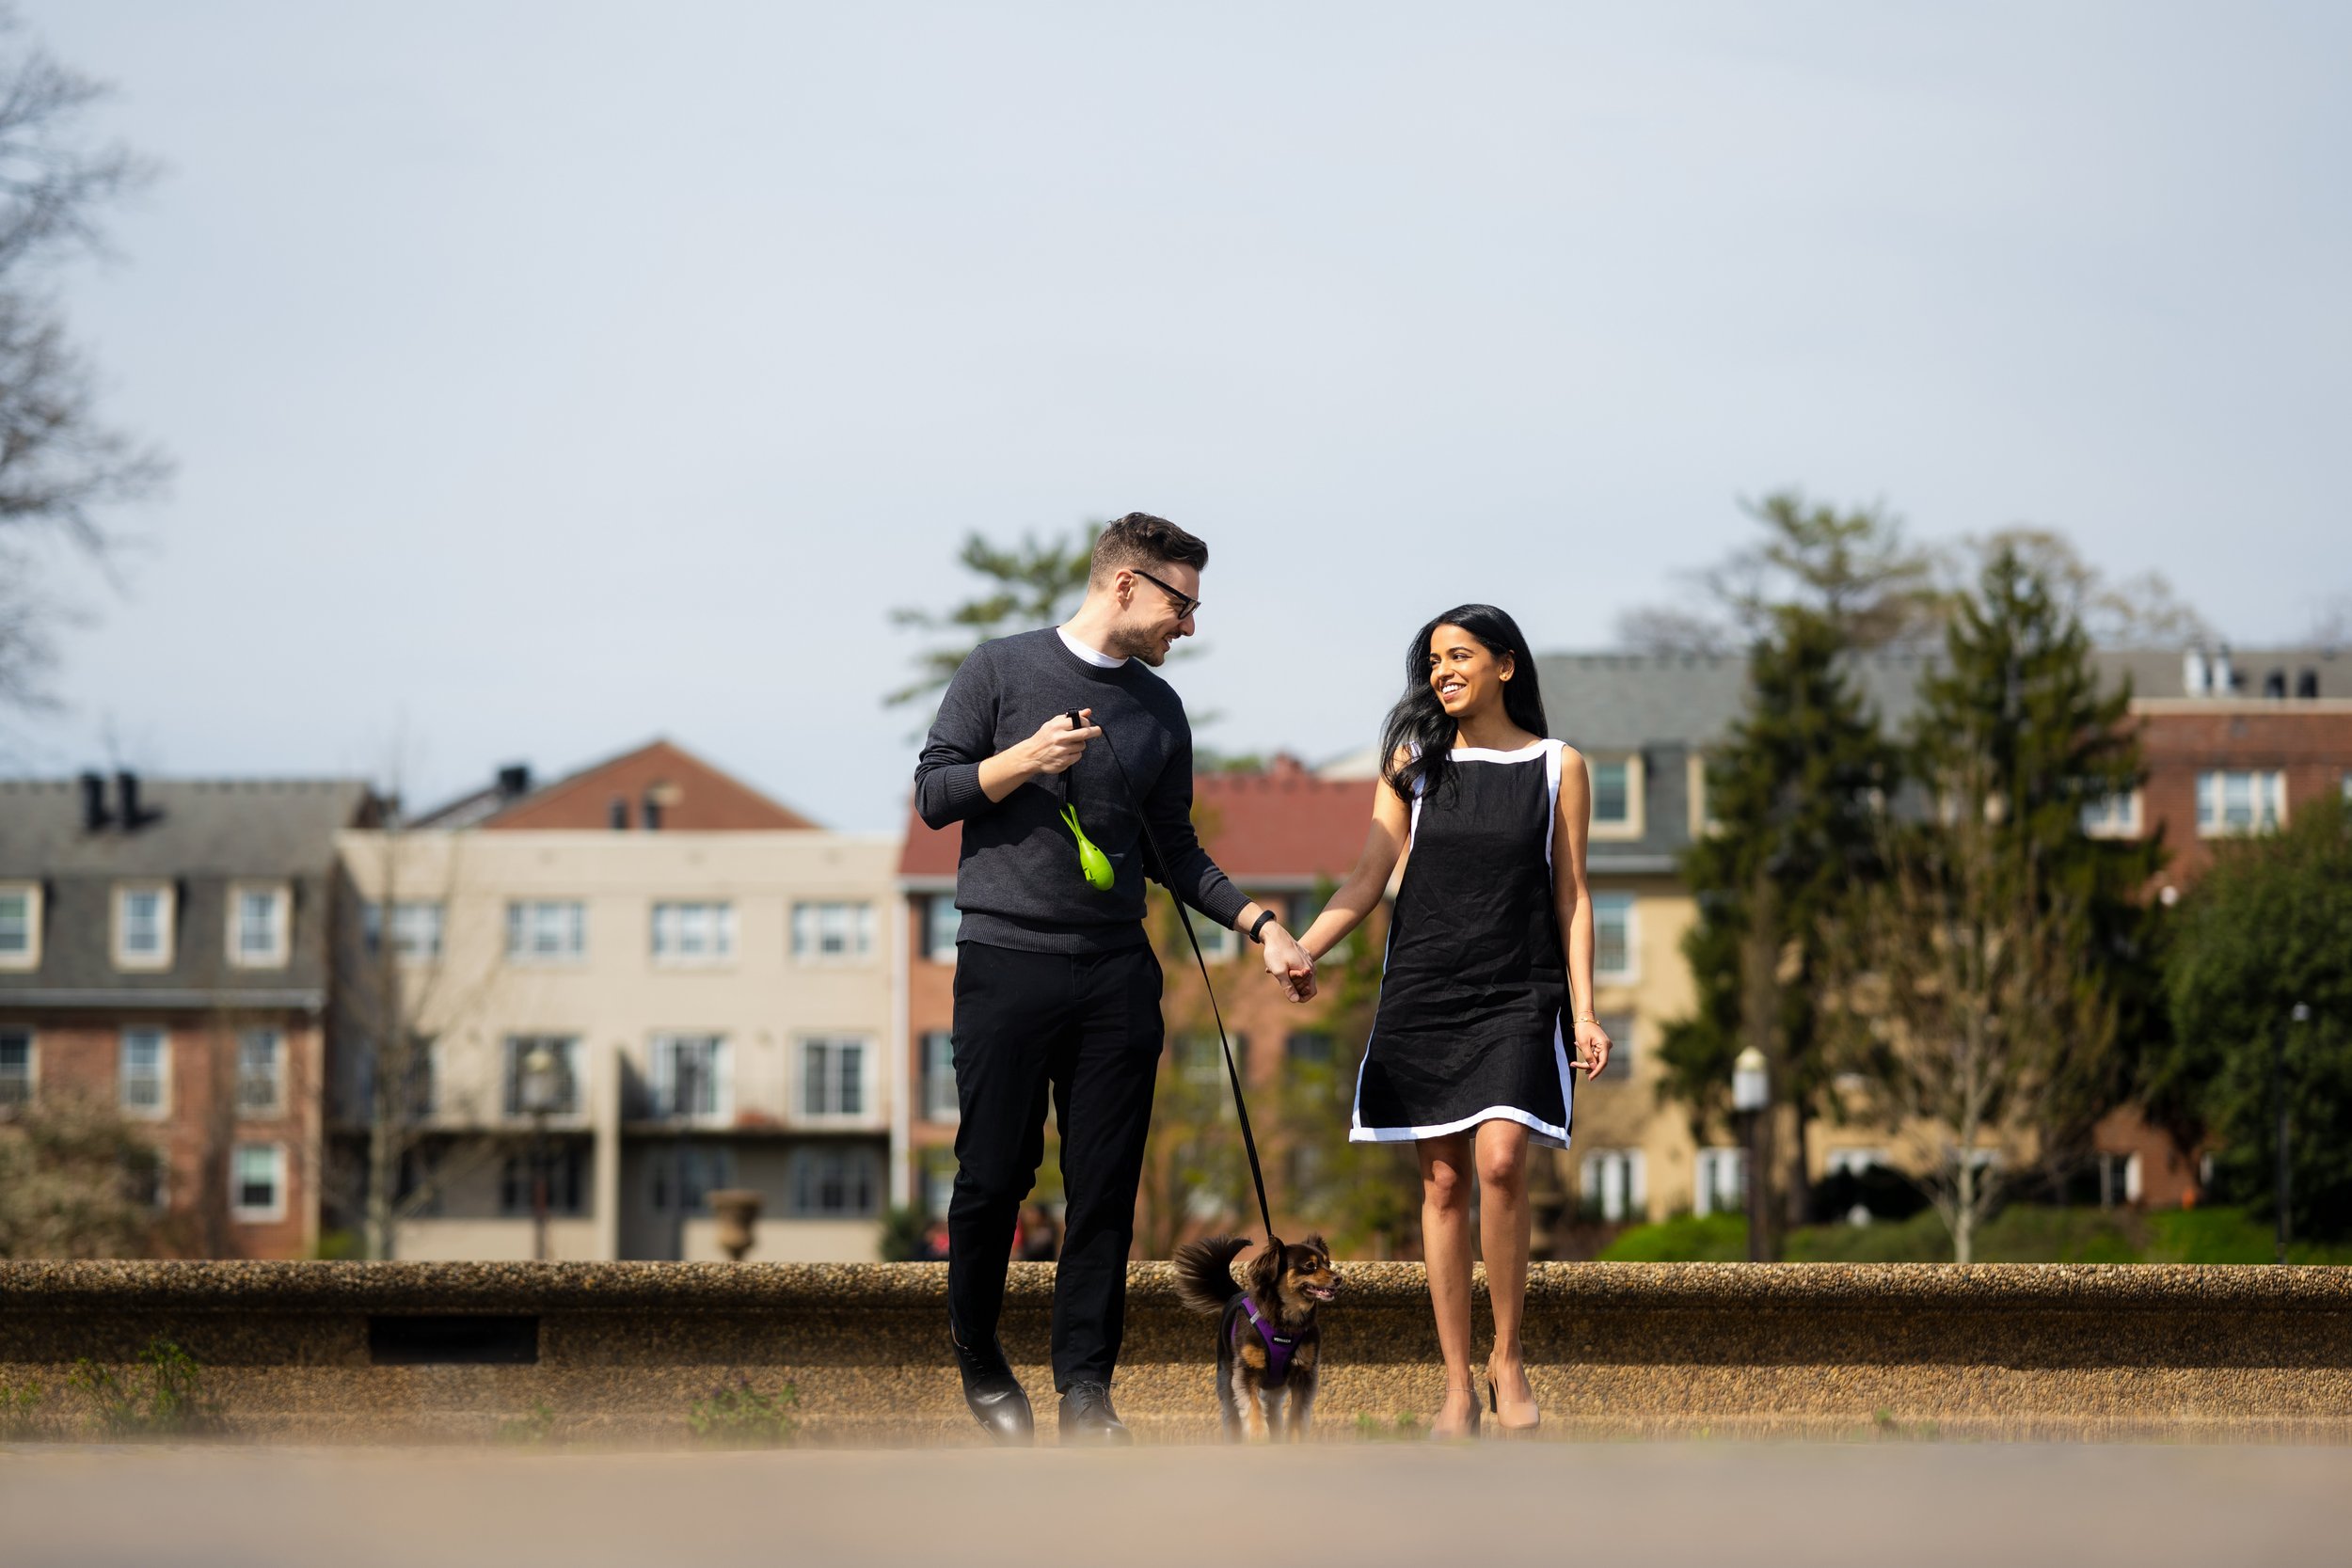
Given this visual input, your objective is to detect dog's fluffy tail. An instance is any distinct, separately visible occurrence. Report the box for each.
[1170,1235,1249,1317]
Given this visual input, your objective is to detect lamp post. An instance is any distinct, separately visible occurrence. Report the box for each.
[2279,1004,2309,1265]
[1732,1046,1770,1264]
[517,1042,564,1262]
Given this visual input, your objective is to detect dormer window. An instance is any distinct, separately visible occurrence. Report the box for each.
[229,883,291,968]
[0,882,39,971]
[113,884,174,971]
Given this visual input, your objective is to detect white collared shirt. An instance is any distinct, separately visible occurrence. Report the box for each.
[1057,625,1129,669]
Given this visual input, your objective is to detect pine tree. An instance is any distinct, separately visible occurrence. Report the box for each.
[1657,606,1898,1255]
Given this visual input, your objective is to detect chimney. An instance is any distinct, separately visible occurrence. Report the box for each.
[496,764,532,800]
[609,796,630,831]
[2213,644,2235,693]
[2183,646,2207,695]
[2296,668,2320,700]
[2264,669,2287,700]
[79,771,113,832]
[116,770,147,831]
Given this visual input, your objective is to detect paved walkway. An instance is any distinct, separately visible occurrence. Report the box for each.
[4,1441,2344,1566]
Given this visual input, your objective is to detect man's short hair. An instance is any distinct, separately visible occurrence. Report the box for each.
[1091,512,1208,583]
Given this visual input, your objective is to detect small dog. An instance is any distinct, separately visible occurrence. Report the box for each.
[1172,1233,1340,1441]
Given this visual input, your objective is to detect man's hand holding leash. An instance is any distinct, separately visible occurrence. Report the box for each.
[977,707,1102,801]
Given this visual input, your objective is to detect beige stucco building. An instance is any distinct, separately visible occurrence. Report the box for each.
[331,743,898,1262]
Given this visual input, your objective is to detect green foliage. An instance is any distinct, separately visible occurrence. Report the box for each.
[67,1338,217,1438]
[1597,1212,1749,1261]
[1353,1411,1421,1439]
[687,1377,800,1447]
[877,1204,929,1263]
[2144,1206,2352,1265]
[1708,491,1947,650]
[1659,606,1898,1136]
[0,1087,162,1259]
[1,1379,43,1439]
[495,1401,558,1446]
[887,525,1100,710]
[2162,793,2352,1237]
[1597,1203,2352,1264]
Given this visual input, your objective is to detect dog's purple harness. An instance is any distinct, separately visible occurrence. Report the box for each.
[1230,1295,1298,1389]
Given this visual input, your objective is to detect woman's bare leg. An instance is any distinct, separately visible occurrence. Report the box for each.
[1419,1132,1478,1436]
[1475,1119,1539,1426]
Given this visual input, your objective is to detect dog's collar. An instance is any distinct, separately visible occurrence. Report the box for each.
[1232,1295,1298,1388]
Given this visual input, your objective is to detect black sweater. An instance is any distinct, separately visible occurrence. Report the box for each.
[914,628,1248,954]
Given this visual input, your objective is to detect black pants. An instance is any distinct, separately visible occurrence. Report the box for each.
[947,941,1163,1389]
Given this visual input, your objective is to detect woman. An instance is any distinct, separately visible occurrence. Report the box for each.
[1295,604,1612,1437]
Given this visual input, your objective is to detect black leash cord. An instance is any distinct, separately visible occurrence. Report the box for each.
[1072,710,1279,1248]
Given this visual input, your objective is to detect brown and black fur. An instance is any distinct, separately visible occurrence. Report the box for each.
[1171,1233,1340,1441]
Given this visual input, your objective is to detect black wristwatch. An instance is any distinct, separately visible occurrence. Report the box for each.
[1247,910,1278,945]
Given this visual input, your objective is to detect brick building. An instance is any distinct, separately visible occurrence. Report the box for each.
[0,772,376,1258]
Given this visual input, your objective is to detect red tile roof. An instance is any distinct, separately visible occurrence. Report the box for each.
[898,754,1376,882]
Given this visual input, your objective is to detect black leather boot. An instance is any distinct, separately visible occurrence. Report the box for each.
[951,1328,1034,1445]
[1057,1380,1133,1445]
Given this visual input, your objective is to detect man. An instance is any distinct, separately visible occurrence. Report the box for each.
[914,512,1317,1445]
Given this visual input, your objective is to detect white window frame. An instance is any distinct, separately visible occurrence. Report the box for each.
[2080,789,2143,840]
[1825,1147,1889,1178]
[119,1026,171,1118]
[1592,892,1638,983]
[235,1027,286,1117]
[797,1036,874,1122]
[651,901,737,965]
[792,902,876,963]
[649,1033,731,1121]
[1580,1148,1646,1223]
[113,882,175,971]
[230,1142,288,1224]
[788,1145,882,1218]
[0,881,41,971]
[1586,753,1646,842]
[505,900,587,963]
[1693,1147,1747,1218]
[226,882,292,969]
[0,1027,36,1109]
[364,900,445,961]
[919,1030,959,1123]
[1686,753,1721,837]
[1194,912,1237,963]
[2196,770,2286,837]
[922,895,961,963]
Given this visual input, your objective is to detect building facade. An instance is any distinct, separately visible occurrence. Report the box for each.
[1,772,373,1258]
[332,741,898,1261]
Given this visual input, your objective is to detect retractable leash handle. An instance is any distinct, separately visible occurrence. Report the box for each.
[1072,709,1279,1249]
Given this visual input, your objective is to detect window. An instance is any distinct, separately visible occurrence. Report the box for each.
[1192,911,1237,962]
[1592,893,1636,982]
[920,1031,959,1122]
[2080,790,2142,839]
[1595,1013,1635,1077]
[2341,771,2351,802]
[0,882,40,970]
[501,1036,580,1117]
[923,895,961,961]
[500,1147,586,1215]
[1173,1032,1236,1089]
[1587,755,1645,839]
[358,1037,437,1119]
[790,1146,882,1217]
[363,901,444,960]
[650,1034,727,1118]
[799,1037,870,1118]
[236,1029,284,1117]
[228,884,290,967]
[230,1143,287,1222]
[652,902,735,963]
[792,902,875,961]
[0,1029,33,1108]
[1686,753,1721,837]
[123,1147,167,1211]
[505,900,586,961]
[114,883,173,970]
[921,1149,957,1221]
[119,1028,169,1117]
[648,1146,735,1213]
[1693,1148,1746,1217]
[2197,770,2285,836]
[1579,1148,1645,1223]
[1285,1031,1335,1068]
[1825,1148,1888,1178]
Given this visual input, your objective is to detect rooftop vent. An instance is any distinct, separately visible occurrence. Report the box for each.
[496,764,532,800]
[78,771,112,832]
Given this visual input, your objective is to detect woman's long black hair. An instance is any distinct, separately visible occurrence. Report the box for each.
[1379,603,1550,806]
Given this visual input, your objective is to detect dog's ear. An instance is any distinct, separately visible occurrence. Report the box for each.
[1302,1232,1329,1262]
[1247,1239,1283,1293]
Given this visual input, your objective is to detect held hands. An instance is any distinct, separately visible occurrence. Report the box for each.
[1261,924,1317,1003]
[1572,1015,1613,1080]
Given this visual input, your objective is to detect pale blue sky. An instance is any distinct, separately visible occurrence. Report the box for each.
[13,2,2350,829]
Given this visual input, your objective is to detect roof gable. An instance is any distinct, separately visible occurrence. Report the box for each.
[479,739,818,832]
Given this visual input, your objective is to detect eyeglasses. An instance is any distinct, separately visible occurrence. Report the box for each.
[1129,566,1202,621]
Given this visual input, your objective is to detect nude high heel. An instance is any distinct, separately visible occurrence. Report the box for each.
[1485,1358,1542,1433]
[1430,1384,1482,1439]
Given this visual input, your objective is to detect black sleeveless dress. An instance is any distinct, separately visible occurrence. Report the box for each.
[1350,738,1575,1149]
